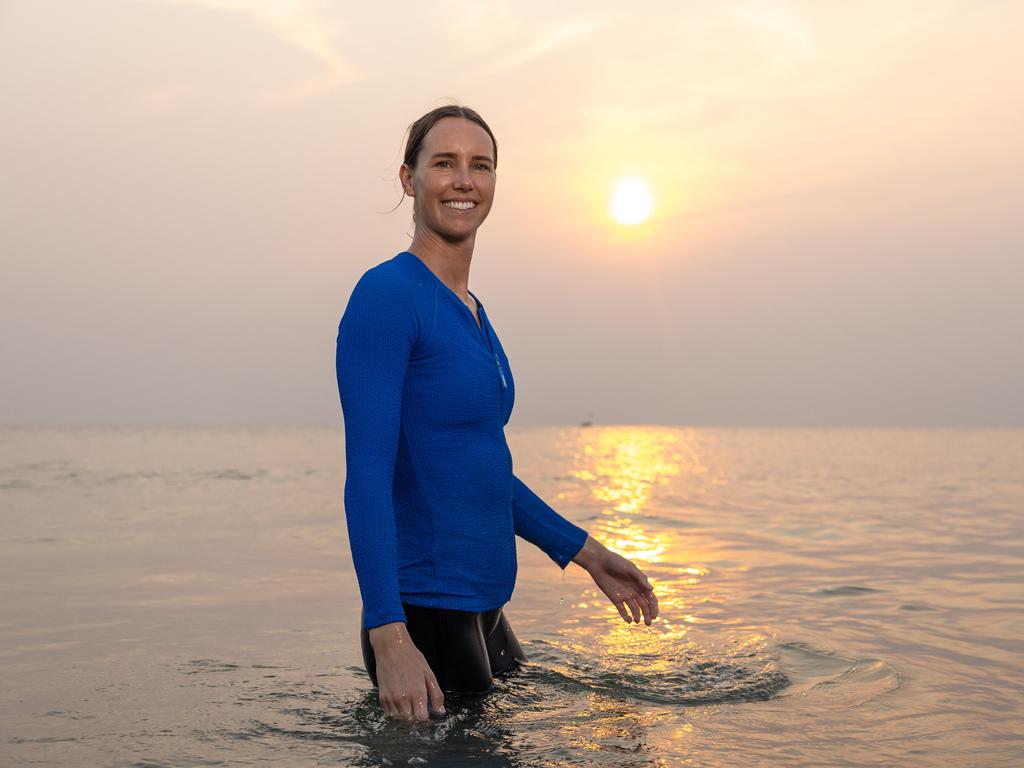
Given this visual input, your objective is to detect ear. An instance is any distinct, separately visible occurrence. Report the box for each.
[399,163,415,196]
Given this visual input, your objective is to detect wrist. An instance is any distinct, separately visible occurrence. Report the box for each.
[368,621,410,655]
[571,534,607,571]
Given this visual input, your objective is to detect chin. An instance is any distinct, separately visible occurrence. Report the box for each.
[437,221,485,240]
[439,229,479,244]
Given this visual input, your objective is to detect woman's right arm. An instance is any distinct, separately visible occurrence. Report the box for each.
[336,269,443,721]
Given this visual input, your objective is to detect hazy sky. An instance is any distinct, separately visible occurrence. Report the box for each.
[2,0,1022,427]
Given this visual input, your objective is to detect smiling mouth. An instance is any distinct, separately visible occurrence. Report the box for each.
[443,200,477,210]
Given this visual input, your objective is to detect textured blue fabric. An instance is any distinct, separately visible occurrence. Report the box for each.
[336,250,589,630]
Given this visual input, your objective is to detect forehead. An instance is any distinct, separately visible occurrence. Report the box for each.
[422,117,494,160]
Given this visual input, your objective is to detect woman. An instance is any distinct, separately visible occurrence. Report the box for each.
[336,105,659,723]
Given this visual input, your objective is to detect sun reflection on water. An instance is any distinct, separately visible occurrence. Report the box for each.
[552,427,790,710]
[566,427,715,622]
[570,427,703,521]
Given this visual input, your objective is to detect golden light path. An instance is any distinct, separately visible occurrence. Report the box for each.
[554,425,786,754]
[568,427,713,637]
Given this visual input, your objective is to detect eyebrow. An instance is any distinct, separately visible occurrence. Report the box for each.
[429,151,494,164]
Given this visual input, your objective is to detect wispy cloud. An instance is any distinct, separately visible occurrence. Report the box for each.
[153,0,360,101]
[469,17,607,79]
[728,0,815,52]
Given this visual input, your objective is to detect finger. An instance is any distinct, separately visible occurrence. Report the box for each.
[614,598,630,623]
[398,692,414,721]
[426,673,446,716]
[633,591,650,625]
[379,693,394,718]
[412,685,429,722]
[643,582,657,619]
[637,592,654,625]
[625,597,642,623]
[648,591,659,621]
[632,571,659,620]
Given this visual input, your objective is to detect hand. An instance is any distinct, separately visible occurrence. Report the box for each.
[368,622,445,721]
[572,535,659,625]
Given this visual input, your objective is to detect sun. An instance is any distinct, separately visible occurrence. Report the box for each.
[610,177,653,225]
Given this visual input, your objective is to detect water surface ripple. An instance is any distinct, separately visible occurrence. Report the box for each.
[1,427,1021,766]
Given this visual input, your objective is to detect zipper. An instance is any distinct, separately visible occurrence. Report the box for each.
[474,299,507,392]
[494,353,508,390]
[479,302,509,431]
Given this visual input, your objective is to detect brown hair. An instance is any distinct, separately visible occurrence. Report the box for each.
[403,104,498,171]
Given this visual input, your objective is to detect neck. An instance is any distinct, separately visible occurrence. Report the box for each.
[407,230,475,296]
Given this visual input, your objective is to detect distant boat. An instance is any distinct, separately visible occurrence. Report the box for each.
[579,411,594,427]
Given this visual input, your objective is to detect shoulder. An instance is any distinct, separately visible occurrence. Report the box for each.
[349,254,421,302]
[339,253,435,341]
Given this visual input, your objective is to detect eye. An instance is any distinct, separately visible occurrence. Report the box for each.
[435,160,452,168]
[475,163,492,171]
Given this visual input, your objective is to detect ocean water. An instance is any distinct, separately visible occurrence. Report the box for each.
[1,426,1021,767]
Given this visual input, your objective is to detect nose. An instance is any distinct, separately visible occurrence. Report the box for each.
[453,164,473,190]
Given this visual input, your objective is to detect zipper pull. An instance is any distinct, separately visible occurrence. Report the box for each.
[494,353,508,390]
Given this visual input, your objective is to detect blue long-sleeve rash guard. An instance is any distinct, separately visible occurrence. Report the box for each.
[336,250,589,630]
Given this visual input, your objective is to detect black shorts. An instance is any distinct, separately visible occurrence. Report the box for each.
[360,602,527,694]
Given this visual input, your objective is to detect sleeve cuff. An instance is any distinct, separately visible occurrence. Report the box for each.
[360,604,407,631]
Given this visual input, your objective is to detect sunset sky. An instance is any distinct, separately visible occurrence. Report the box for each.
[2,0,1021,426]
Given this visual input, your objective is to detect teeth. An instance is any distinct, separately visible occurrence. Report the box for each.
[443,201,476,210]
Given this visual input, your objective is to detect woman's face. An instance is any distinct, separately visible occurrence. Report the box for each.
[401,117,496,244]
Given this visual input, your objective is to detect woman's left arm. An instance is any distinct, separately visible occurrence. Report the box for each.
[511,474,588,568]
[511,475,659,625]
